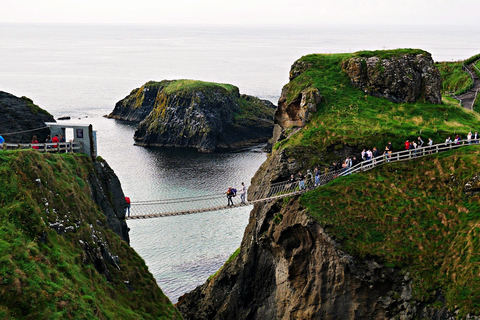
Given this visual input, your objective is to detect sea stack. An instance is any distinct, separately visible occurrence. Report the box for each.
[108,79,276,152]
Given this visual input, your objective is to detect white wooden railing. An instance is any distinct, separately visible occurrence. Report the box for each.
[1,141,83,153]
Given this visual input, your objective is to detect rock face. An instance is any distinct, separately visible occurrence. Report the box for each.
[88,158,130,244]
[108,80,275,152]
[177,195,456,319]
[341,52,442,104]
[0,91,55,143]
[273,58,326,145]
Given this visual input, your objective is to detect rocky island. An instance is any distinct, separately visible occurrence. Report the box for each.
[108,79,275,152]
[177,50,480,319]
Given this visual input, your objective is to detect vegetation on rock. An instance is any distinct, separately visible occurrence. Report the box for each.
[0,150,181,319]
[301,147,480,316]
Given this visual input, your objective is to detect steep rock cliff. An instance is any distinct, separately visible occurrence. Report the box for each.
[108,81,170,122]
[108,80,275,152]
[0,91,55,143]
[88,158,130,244]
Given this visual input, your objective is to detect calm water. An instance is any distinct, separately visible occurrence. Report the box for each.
[1,23,478,301]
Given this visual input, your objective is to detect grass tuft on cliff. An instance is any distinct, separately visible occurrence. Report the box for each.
[275,51,480,169]
[301,147,480,316]
[20,96,53,117]
[0,150,181,319]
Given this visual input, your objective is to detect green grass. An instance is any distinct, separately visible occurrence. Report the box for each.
[162,79,238,95]
[274,52,480,169]
[474,60,480,79]
[437,61,473,95]
[300,147,480,316]
[0,150,181,319]
[353,48,428,59]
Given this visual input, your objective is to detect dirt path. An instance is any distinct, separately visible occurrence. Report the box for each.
[455,62,480,110]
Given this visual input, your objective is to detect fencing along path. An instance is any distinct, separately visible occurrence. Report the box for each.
[2,141,83,153]
[127,140,479,220]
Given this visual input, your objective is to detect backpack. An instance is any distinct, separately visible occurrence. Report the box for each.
[231,188,237,196]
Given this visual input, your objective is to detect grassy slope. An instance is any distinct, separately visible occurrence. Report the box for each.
[275,53,480,169]
[301,147,480,316]
[436,62,472,95]
[273,50,480,315]
[0,151,181,319]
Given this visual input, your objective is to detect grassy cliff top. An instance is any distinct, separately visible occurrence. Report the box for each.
[301,147,480,316]
[353,48,429,59]
[160,79,238,96]
[0,150,180,319]
[276,51,480,168]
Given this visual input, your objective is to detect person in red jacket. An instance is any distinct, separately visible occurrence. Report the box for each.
[125,196,131,217]
[404,140,410,150]
[52,134,59,149]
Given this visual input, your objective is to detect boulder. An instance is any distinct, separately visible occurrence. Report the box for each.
[342,51,442,104]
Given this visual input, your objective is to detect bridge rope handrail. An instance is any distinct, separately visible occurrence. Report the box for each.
[126,139,479,219]
[132,194,226,205]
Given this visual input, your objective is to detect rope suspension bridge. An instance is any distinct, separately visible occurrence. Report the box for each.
[127,140,479,220]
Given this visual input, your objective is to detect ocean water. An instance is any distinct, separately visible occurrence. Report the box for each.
[0,23,478,301]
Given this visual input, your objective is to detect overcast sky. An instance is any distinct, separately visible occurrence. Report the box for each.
[1,0,479,25]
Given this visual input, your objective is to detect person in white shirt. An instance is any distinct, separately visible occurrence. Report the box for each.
[240,182,247,205]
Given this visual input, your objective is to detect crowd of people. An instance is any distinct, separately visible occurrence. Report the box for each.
[0,133,69,151]
[285,132,480,193]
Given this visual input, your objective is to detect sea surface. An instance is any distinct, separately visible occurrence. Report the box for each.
[0,23,478,301]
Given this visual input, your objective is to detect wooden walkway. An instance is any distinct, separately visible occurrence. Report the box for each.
[127,140,479,220]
